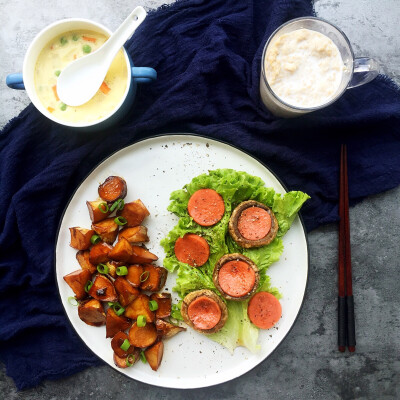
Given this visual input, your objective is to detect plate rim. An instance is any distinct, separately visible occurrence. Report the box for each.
[54,133,310,389]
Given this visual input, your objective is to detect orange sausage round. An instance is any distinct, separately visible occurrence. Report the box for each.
[247,291,282,329]
[218,260,256,298]
[174,233,210,267]
[237,207,271,241]
[187,295,222,330]
[187,189,225,226]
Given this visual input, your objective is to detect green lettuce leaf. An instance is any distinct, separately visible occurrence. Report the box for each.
[161,169,309,353]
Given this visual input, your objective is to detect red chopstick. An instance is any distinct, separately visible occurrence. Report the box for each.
[338,144,356,352]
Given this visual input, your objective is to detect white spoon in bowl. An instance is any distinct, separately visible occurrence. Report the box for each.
[57,6,146,107]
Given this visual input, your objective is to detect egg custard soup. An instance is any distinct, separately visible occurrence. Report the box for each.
[34,30,128,123]
[265,28,344,108]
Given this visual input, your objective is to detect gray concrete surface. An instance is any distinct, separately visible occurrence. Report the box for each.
[1,0,399,399]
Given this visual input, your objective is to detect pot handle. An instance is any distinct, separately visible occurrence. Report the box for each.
[6,73,25,90]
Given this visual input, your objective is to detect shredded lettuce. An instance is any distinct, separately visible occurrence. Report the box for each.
[161,169,309,353]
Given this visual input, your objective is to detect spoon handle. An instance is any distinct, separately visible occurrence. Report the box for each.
[104,6,147,59]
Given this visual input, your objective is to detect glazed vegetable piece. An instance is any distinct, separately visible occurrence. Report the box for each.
[150,293,172,319]
[181,289,228,334]
[144,341,164,371]
[78,299,106,326]
[117,199,150,227]
[187,189,225,226]
[155,319,186,339]
[128,322,158,348]
[87,200,111,223]
[91,218,119,244]
[113,349,140,369]
[126,264,144,287]
[174,233,210,267]
[124,294,155,323]
[69,227,94,250]
[109,237,133,262]
[111,331,135,358]
[106,308,131,338]
[118,226,149,244]
[63,269,91,300]
[98,176,127,203]
[76,250,96,274]
[247,291,282,329]
[114,277,140,307]
[88,274,118,302]
[89,242,113,265]
[129,246,158,264]
[140,264,168,292]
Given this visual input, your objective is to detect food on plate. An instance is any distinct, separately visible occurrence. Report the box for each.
[34,30,128,123]
[117,199,150,227]
[161,169,309,352]
[98,176,127,202]
[155,319,186,339]
[91,218,119,244]
[150,293,172,319]
[118,226,149,243]
[144,341,164,371]
[89,242,113,264]
[78,299,106,326]
[88,274,118,302]
[181,289,228,334]
[63,175,194,372]
[213,253,259,301]
[174,233,210,267]
[128,322,158,348]
[69,227,94,250]
[229,200,278,248]
[87,200,112,223]
[247,291,282,330]
[265,28,344,108]
[63,269,92,300]
[106,308,131,338]
[187,188,225,226]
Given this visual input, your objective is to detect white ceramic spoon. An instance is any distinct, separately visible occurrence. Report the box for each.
[57,6,146,106]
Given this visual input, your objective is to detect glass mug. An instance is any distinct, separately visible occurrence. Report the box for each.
[259,17,380,117]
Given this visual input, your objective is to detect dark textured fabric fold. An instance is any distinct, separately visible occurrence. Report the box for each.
[1,0,399,389]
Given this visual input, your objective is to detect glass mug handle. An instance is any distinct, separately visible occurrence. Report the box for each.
[347,57,380,89]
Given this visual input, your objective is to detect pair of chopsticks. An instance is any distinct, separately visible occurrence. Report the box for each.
[338,144,356,352]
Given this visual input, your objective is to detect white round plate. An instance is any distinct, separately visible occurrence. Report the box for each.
[55,134,308,389]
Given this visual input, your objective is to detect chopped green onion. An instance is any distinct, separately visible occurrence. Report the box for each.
[126,354,135,367]
[72,34,79,41]
[98,202,109,213]
[120,339,130,352]
[149,300,158,311]
[82,44,91,53]
[114,216,127,226]
[110,199,122,212]
[140,271,150,282]
[90,234,101,245]
[97,263,109,274]
[55,70,61,77]
[137,315,146,327]
[60,103,67,111]
[68,296,78,306]
[140,351,147,364]
[84,280,93,293]
[116,266,128,276]
[108,302,115,307]
[113,303,125,316]
[60,36,68,45]
[118,199,125,210]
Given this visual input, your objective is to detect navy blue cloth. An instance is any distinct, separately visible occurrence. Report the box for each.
[1,0,400,390]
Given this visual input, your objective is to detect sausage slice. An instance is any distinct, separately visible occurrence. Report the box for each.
[98,176,127,202]
[187,189,225,226]
[247,291,282,329]
[213,254,259,301]
[181,289,228,334]
[229,200,278,248]
[174,233,210,267]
